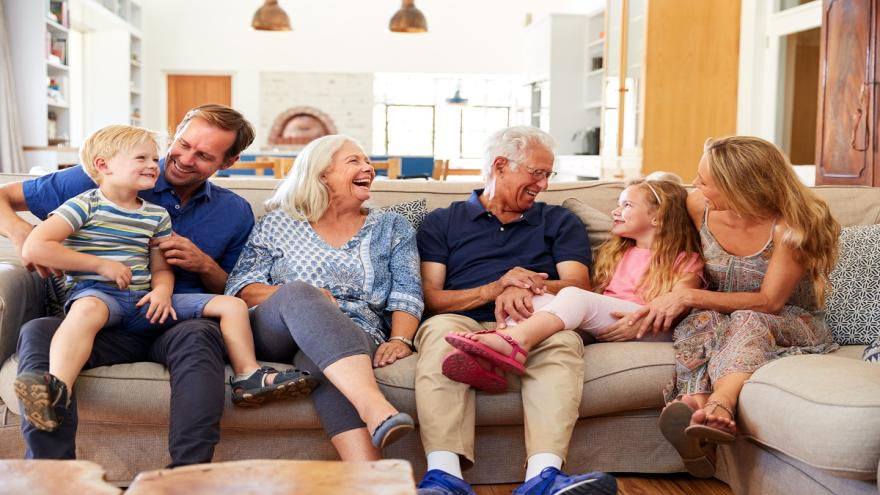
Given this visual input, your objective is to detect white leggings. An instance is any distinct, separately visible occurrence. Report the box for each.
[507,286,672,342]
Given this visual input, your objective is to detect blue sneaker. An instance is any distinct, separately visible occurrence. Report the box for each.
[416,469,476,495]
[512,467,618,495]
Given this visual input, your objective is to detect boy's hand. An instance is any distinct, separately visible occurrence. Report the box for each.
[98,260,133,289]
[136,290,177,325]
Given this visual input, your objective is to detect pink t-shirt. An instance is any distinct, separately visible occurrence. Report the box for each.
[602,247,703,305]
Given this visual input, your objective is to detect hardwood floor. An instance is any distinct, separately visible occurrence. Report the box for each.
[472,474,732,495]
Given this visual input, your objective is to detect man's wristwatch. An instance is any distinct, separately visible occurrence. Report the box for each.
[387,335,414,349]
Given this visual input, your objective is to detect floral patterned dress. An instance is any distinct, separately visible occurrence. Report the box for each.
[663,208,838,402]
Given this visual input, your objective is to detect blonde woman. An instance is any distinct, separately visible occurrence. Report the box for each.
[443,179,704,391]
[225,135,423,458]
[636,136,841,477]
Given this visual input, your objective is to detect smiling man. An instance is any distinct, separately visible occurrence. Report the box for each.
[0,104,257,467]
[414,126,617,495]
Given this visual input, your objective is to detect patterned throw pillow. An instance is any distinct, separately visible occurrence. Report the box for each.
[825,224,880,345]
[380,198,428,231]
[561,198,613,253]
[865,338,880,363]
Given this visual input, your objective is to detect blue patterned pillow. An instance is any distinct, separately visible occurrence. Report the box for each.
[865,339,880,363]
[380,198,428,231]
[826,224,880,345]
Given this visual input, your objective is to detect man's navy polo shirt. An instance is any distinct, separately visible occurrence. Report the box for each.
[22,161,255,293]
[417,189,592,322]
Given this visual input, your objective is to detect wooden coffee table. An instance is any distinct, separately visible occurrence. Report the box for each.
[125,459,416,495]
[0,460,121,495]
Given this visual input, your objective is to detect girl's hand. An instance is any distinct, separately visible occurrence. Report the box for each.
[633,289,691,337]
[373,340,412,368]
[98,260,133,289]
[137,290,178,325]
[596,311,642,342]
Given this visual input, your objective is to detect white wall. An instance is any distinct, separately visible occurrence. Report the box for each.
[140,0,602,150]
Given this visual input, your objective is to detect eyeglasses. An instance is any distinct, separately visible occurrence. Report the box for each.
[520,164,557,181]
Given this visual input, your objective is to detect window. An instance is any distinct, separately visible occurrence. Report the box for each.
[373,74,525,159]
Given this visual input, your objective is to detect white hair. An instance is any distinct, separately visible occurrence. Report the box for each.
[264,135,362,221]
[482,126,556,198]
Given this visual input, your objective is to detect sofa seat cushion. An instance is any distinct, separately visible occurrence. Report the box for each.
[0,355,324,430]
[737,347,880,479]
[374,341,675,424]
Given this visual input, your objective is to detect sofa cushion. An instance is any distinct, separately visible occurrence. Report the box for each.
[864,338,880,363]
[826,224,880,345]
[561,198,614,252]
[737,348,880,479]
[379,198,428,231]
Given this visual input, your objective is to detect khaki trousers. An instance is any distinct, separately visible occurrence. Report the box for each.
[414,313,585,467]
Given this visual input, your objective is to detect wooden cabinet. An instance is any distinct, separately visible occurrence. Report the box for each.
[815,0,879,186]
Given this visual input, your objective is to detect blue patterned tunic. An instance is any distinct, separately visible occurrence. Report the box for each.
[225,209,423,345]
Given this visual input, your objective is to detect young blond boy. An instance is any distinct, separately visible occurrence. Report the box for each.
[15,125,315,432]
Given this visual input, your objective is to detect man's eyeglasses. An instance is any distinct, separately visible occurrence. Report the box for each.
[521,164,557,181]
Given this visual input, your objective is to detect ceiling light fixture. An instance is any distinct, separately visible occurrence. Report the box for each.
[252,0,291,31]
[389,0,428,33]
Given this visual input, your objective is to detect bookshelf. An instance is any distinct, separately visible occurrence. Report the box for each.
[2,0,143,172]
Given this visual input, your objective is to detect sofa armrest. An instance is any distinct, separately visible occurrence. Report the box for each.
[0,262,45,365]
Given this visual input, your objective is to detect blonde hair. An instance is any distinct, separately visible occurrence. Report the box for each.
[264,135,360,221]
[592,179,703,302]
[703,136,840,305]
[173,104,255,164]
[79,125,161,183]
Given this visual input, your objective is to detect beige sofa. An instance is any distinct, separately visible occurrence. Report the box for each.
[0,174,878,494]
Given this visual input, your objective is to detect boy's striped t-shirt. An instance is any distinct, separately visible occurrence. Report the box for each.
[51,188,172,291]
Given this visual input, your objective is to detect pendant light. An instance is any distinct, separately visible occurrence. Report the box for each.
[252,0,291,31]
[446,85,468,106]
[389,0,428,33]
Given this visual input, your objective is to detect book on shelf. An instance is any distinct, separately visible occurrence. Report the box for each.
[48,1,69,28]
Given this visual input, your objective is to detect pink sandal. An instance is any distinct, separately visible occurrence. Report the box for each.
[441,350,509,393]
[445,330,528,376]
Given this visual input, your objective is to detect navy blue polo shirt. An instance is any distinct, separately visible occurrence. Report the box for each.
[417,189,592,322]
[22,161,255,293]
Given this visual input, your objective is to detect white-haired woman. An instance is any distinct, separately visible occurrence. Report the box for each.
[625,136,840,477]
[225,135,423,458]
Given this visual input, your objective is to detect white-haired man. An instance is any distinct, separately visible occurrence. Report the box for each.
[414,126,617,495]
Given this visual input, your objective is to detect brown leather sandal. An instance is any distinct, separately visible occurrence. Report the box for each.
[659,401,717,478]
[685,400,736,444]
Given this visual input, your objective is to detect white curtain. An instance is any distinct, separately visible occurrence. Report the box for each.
[0,0,26,173]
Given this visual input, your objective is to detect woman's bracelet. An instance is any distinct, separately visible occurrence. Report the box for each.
[387,335,414,349]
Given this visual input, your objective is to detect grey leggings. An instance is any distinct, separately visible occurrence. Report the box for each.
[249,282,377,437]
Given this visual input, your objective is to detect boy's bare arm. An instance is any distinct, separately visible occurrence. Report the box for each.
[149,246,175,296]
[22,215,101,273]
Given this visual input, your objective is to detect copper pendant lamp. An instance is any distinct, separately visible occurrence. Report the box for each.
[252,0,291,31]
[389,0,428,33]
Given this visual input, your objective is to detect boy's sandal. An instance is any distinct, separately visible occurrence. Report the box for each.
[445,330,528,376]
[14,371,70,433]
[658,401,717,478]
[370,412,415,449]
[230,366,318,407]
[685,400,737,444]
[441,349,509,394]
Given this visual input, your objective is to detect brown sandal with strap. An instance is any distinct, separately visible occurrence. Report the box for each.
[685,400,737,444]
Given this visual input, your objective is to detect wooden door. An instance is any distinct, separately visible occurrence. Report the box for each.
[166,75,232,135]
[815,0,875,185]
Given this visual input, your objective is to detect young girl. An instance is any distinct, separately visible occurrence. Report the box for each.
[16,125,314,432]
[442,179,704,392]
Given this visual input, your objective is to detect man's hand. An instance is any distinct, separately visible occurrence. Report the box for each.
[136,289,177,325]
[494,286,535,327]
[498,267,548,295]
[373,340,412,368]
[12,224,62,278]
[152,233,213,273]
[97,259,132,289]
